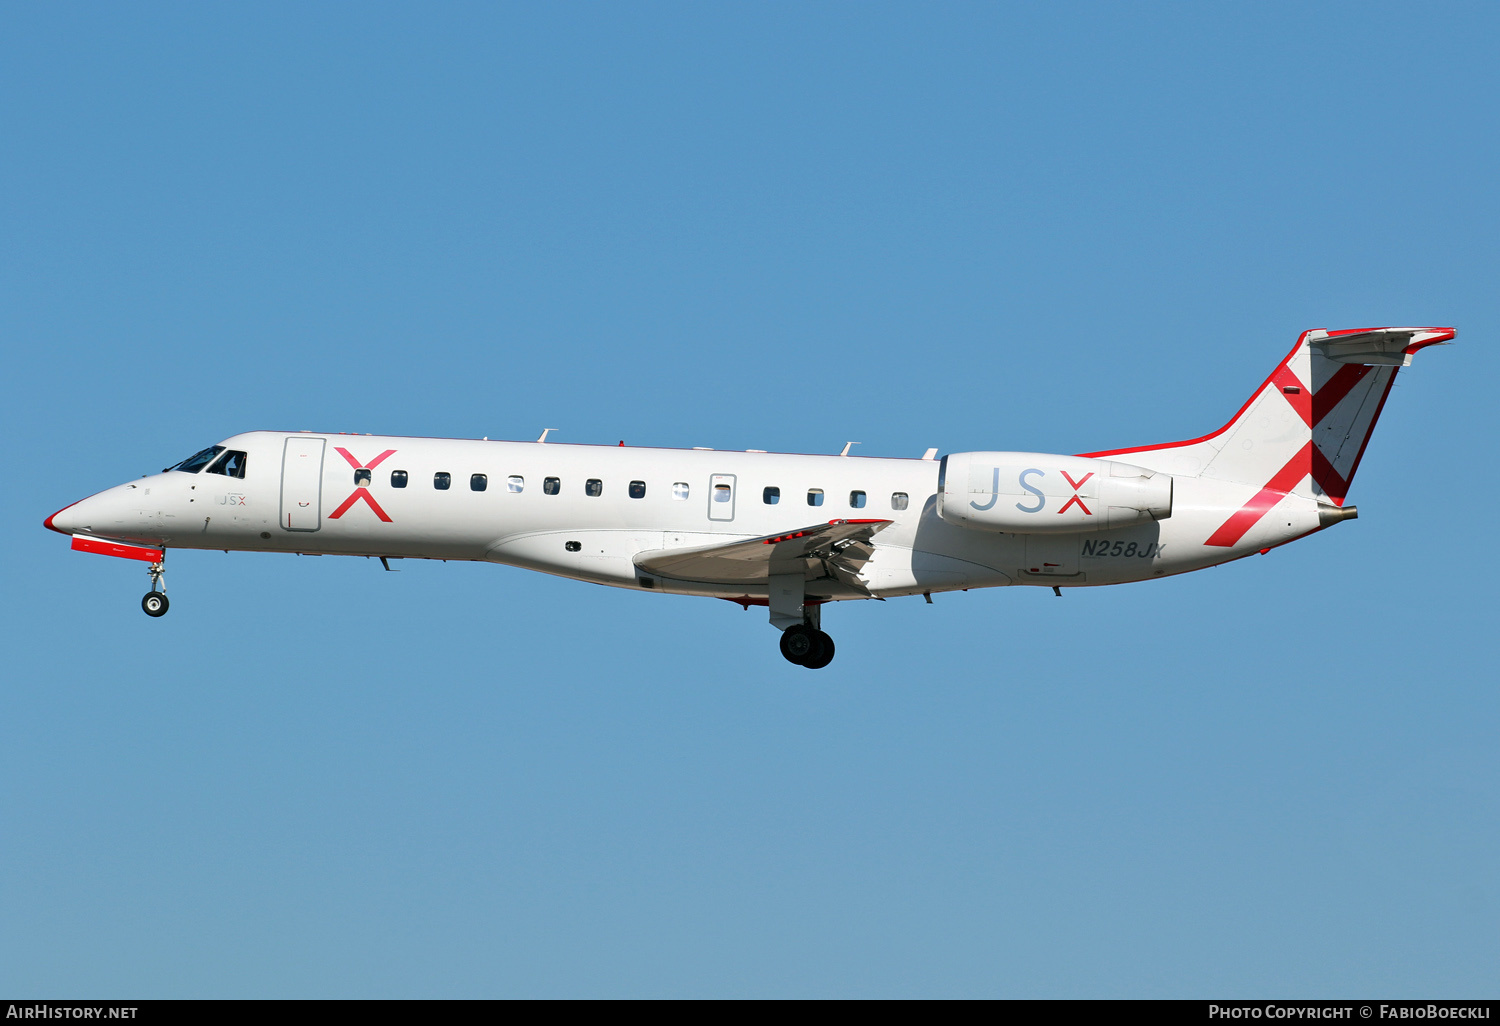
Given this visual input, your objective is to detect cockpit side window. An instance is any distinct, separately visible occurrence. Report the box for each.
[168,446,225,474]
[206,450,249,479]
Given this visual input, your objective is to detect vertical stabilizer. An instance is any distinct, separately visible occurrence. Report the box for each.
[1082,326,1453,547]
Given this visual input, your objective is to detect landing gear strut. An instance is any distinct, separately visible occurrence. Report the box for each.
[141,560,169,617]
[779,624,835,669]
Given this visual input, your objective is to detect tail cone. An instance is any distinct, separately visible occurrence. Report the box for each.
[1318,503,1358,527]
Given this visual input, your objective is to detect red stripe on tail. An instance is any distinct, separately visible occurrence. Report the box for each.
[1203,442,1313,547]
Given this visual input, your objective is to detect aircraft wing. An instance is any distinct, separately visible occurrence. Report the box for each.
[634,519,894,593]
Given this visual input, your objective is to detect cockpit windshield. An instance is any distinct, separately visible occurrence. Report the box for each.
[168,446,225,473]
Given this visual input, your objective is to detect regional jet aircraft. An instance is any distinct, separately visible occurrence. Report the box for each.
[45,327,1450,668]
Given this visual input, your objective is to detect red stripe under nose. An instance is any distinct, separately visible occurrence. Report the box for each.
[70,536,164,562]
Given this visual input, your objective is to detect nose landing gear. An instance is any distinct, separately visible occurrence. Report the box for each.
[779,624,835,669]
[141,560,169,617]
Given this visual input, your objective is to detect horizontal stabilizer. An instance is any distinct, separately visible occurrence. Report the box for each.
[1309,326,1454,367]
[635,519,893,589]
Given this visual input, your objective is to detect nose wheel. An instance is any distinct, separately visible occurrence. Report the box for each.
[141,560,169,617]
[779,625,835,669]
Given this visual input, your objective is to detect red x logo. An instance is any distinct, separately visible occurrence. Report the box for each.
[328,447,396,522]
[1057,470,1094,515]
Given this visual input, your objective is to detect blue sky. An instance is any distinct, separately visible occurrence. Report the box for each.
[3,2,1497,997]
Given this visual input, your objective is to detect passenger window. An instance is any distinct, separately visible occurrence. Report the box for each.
[672,482,690,500]
[586,479,603,497]
[434,472,451,490]
[391,470,408,488]
[507,475,524,493]
[629,481,646,499]
[353,469,372,486]
[713,483,732,503]
[763,486,780,504]
[891,492,909,510]
[471,474,487,492]
[543,477,560,495]
[207,450,248,479]
[807,488,824,507]
[850,490,867,508]
[170,446,224,474]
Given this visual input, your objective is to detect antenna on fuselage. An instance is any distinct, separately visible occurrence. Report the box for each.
[840,441,861,456]
[537,428,558,443]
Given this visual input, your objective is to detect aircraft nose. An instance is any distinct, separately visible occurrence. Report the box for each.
[44,499,85,535]
[45,492,114,536]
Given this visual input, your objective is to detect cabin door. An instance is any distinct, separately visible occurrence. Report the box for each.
[280,436,326,532]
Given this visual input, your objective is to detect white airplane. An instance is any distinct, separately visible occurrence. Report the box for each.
[45,326,1451,668]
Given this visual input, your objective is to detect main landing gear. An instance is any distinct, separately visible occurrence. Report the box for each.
[767,578,835,669]
[141,560,169,617]
[779,624,835,669]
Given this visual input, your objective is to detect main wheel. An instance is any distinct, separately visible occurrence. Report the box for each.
[141,592,169,617]
[802,631,835,670]
[779,625,816,665]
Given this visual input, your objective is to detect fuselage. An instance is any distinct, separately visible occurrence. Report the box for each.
[46,429,1321,603]
[42,327,1450,669]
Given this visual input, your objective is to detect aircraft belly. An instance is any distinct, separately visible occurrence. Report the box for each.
[488,530,662,586]
[866,546,1013,596]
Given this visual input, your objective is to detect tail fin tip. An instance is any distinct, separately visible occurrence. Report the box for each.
[1308,326,1455,367]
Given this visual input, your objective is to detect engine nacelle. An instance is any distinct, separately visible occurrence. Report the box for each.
[938,452,1172,534]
